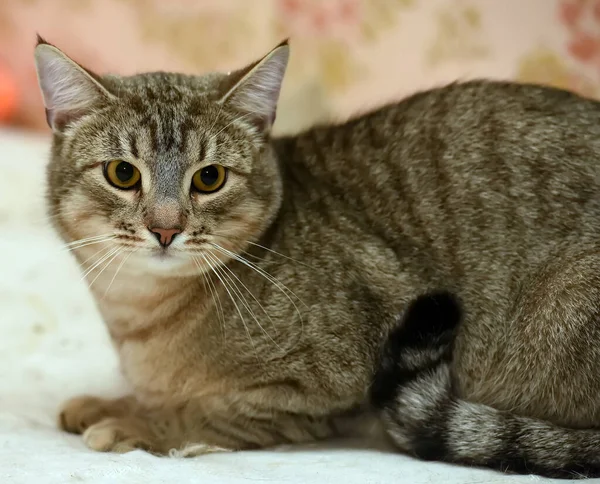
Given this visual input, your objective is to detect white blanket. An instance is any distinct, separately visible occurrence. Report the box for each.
[0,129,560,483]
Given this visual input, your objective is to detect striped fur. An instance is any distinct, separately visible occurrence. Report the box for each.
[34,36,600,478]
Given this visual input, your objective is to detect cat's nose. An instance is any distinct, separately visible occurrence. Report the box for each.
[148,227,182,248]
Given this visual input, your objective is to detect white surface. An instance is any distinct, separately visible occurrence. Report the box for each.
[0,128,559,483]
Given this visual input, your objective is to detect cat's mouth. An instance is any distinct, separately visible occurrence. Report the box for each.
[149,245,184,260]
[152,249,171,259]
[135,246,195,274]
[148,246,196,264]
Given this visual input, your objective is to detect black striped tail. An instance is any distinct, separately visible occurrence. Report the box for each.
[371,292,600,479]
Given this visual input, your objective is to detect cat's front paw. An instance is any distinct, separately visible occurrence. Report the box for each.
[83,417,159,454]
[58,395,132,434]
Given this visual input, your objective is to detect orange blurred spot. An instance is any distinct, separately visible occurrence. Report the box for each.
[0,63,18,123]
[568,33,600,63]
[559,0,583,28]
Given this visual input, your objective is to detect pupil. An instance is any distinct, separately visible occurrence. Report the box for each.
[116,162,133,182]
[200,166,219,186]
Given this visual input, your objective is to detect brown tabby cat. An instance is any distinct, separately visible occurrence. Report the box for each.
[34,35,600,478]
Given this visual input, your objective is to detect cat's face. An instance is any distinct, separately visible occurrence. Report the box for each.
[35,40,289,276]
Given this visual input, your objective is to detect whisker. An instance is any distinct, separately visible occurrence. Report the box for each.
[80,247,121,283]
[241,250,270,263]
[88,248,122,290]
[209,233,314,269]
[103,248,137,298]
[209,227,246,236]
[211,243,308,310]
[206,98,226,142]
[209,244,306,345]
[245,241,315,270]
[80,244,114,268]
[207,249,280,348]
[194,256,226,341]
[61,237,117,255]
[203,253,258,359]
[30,241,113,276]
[61,234,117,251]
[63,233,116,247]
[207,111,260,142]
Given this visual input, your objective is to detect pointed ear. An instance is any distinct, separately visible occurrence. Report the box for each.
[34,37,114,132]
[219,40,290,132]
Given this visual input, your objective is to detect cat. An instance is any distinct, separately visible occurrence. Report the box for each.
[34,35,600,478]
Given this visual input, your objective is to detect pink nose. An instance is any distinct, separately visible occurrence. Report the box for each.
[148,227,181,247]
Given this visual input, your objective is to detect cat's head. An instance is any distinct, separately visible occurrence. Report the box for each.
[34,37,289,276]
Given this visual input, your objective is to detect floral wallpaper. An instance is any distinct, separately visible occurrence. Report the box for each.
[0,0,599,134]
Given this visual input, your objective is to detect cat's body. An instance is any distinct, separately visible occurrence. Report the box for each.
[280,82,600,429]
[34,38,600,477]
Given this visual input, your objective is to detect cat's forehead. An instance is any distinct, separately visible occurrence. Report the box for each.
[103,72,225,102]
[97,72,235,145]
[86,73,226,159]
[67,78,254,174]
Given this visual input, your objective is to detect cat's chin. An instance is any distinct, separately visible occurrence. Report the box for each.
[128,249,198,277]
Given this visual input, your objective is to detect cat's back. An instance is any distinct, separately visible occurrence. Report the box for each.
[292,80,600,163]
[378,79,600,194]
[400,79,600,125]
[283,80,600,215]
[399,80,600,169]
[278,80,600,287]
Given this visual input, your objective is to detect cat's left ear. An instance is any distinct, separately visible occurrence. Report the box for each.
[34,36,115,132]
[219,40,290,133]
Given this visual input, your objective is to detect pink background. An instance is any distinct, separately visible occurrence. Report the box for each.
[1,0,599,134]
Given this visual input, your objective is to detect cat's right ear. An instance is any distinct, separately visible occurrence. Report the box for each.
[34,36,114,132]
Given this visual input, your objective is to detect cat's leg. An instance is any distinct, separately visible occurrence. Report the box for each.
[79,393,341,455]
[59,395,137,435]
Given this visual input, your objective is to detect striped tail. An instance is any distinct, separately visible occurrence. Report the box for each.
[370,292,600,479]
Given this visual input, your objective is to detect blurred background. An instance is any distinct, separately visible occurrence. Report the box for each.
[0,4,600,479]
[0,0,599,135]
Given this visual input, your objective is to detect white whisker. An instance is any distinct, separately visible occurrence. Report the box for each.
[208,250,280,348]
[210,227,246,236]
[79,244,114,268]
[241,250,270,263]
[245,241,315,270]
[194,256,226,341]
[88,248,122,290]
[63,237,117,254]
[103,248,137,298]
[63,233,116,247]
[209,233,313,269]
[61,233,117,252]
[206,99,226,142]
[209,244,306,345]
[80,247,120,283]
[211,243,308,310]
[203,253,258,358]
[208,111,260,142]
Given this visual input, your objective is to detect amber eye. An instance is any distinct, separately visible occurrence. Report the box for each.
[104,160,141,190]
[192,165,227,193]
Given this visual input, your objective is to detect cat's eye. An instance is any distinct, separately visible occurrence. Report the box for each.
[192,164,227,193]
[104,160,141,190]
